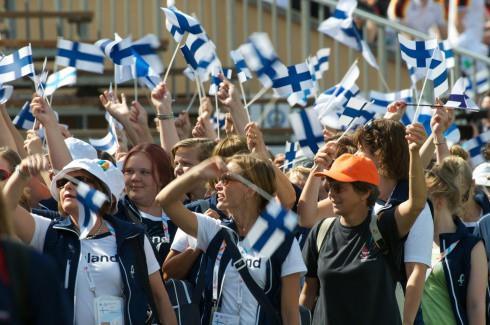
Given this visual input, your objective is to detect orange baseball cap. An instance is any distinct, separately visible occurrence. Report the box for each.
[314,153,380,186]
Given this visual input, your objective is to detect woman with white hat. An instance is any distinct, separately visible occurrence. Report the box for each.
[2,156,177,325]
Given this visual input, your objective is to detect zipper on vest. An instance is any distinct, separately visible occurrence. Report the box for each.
[119,255,133,325]
[64,259,70,289]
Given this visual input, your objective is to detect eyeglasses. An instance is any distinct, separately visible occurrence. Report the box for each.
[217,173,238,186]
[56,175,94,189]
[0,169,10,181]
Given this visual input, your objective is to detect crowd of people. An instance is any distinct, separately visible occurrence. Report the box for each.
[0,71,489,325]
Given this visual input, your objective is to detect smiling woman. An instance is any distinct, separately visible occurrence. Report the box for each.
[117,143,177,266]
[156,154,306,325]
[2,157,177,325]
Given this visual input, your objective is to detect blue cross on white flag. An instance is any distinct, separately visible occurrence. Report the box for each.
[132,51,161,90]
[445,77,479,111]
[272,62,314,98]
[338,96,371,128]
[230,49,253,83]
[0,85,13,104]
[12,101,34,129]
[132,34,164,74]
[369,89,413,112]
[76,181,108,239]
[289,107,325,157]
[56,39,105,74]
[0,45,35,83]
[470,69,489,95]
[309,48,330,80]
[314,83,360,121]
[462,131,490,167]
[161,6,204,42]
[318,0,378,68]
[428,48,448,98]
[438,41,454,69]
[44,67,77,96]
[209,64,224,95]
[244,200,297,258]
[181,33,217,82]
[238,33,288,88]
[283,141,299,171]
[89,113,119,155]
[398,34,438,81]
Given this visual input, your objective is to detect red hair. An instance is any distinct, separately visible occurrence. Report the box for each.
[123,143,174,189]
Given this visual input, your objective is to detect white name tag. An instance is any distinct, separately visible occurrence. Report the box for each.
[94,295,124,325]
[211,311,240,325]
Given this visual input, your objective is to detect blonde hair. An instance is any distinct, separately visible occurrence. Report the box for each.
[225,154,276,212]
[426,156,472,215]
[449,144,469,161]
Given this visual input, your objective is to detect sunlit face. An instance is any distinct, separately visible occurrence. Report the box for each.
[214,162,250,212]
[123,152,160,207]
[328,180,368,216]
[0,157,12,186]
[174,147,201,178]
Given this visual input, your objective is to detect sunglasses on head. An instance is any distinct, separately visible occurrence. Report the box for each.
[56,175,93,189]
[0,169,10,181]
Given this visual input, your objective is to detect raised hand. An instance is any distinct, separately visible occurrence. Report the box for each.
[151,82,173,114]
[314,141,338,170]
[24,130,43,155]
[99,91,130,123]
[174,112,192,140]
[217,78,242,112]
[406,123,427,152]
[384,100,407,121]
[17,154,50,178]
[245,122,268,158]
[30,95,57,127]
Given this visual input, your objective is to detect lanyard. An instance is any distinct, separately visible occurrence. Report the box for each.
[431,240,460,270]
[212,240,227,304]
[161,213,170,242]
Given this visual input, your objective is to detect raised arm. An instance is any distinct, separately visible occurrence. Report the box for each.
[151,82,180,153]
[394,123,427,237]
[217,78,248,136]
[245,122,296,209]
[0,103,28,157]
[156,157,227,237]
[0,103,19,152]
[297,143,336,227]
[2,154,50,243]
[31,96,72,170]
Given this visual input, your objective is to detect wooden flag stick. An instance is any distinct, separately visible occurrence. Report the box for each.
[195,72,203,102]
[244,86,269,110]
[239,81,251,123]
[163,37,184,84]
[215,93,220,140]
[185,91,198,112]
[133,64,139,102]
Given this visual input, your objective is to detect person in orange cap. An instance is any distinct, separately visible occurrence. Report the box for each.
[300,123,427,325]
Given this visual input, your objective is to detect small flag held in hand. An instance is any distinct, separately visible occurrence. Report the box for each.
[76,181,108,239]
[244,200,297,258]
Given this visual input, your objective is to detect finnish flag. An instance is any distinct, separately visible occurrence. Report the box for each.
[12,101,34,130]
[238,33,288,88]
[0,45,35,83]
[132,34,164,74]
[439,41,455,69]
[89,113,118,155]
[230,49,252,83]
[445,77,479,111]
[462,131,490,167]
[132,51,161,90]
[76,181,108,239]
[289,107,325,157]
[338,96,371,128]
[428,48,448,98]
[398,34,438,69]
[161,6,204,42]
[244,200,297,258]
[309,48,330,80]
[56,39,105,74]
[181,33,217,81]
[272,62,314,98]
[283,141,299,171]
[0,84,13,104]
[209,64,224,96]
[287,88,315,107]
[369,89,413,112]
[44,67,77,96]
[318,0,378,68]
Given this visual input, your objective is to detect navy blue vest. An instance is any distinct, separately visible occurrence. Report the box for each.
[43,214,153,325]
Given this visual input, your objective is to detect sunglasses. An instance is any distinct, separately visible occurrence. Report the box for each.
[0,169,10,181]
[56,175,93,189]
[217,173,238,186]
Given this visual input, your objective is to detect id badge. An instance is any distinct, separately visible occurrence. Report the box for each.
[94,295,124,325]
[211,311,240,325]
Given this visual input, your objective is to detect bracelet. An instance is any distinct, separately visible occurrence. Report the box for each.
[433,140,446,145]
[15,165,30,179]
[156,113,175,120]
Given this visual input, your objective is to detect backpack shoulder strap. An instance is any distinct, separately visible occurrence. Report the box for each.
[316,217,336,252]
[369,209,389,255]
